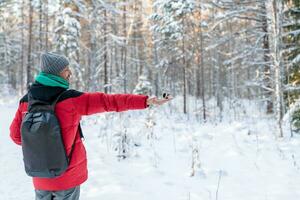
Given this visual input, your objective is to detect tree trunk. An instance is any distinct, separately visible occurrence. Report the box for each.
[261,1,273,114]
[44,0,49,51]
[121,1,127,93]
[103,8,108,93]
[39,0,43,51]
[199,6,206,121]
[26,0,33,89]
[271,0,284,137]
[182,19,187,114]
[20,0,25,94]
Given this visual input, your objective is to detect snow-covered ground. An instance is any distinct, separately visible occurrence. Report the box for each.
[2,98,300,200]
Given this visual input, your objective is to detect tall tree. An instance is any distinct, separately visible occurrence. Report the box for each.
[54,1,82,88]
[269,0,284,137]
[150,0,195,114]
[26,0,33,88]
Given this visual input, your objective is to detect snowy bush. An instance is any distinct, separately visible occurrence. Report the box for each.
[133,75,152,95]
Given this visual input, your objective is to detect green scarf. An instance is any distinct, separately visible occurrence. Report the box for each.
[35,72,69,89]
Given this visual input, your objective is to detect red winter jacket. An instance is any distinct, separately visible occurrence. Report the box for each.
[9,83,148,191]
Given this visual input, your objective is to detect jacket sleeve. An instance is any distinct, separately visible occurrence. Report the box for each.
[9,104,23,145]
[72,92,149,116]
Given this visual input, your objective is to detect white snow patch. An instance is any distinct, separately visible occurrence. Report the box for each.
[1,99,300,200]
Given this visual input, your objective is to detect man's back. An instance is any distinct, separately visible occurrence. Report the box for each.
[9,52,171,199]
[10,82,148,191]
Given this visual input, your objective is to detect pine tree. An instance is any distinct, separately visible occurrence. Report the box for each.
[54,2,82,88]
[0,0,22,91]
[283,0,300,135]
[133,75,152,95]
[150,0,195,114]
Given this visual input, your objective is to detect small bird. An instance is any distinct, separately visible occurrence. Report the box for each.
[163,93,170,99]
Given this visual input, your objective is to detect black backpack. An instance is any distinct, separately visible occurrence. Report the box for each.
[21,91,70,178]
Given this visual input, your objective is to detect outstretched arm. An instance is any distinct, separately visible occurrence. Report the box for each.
[146,95,173,106]
[73,92,149,116]
[10,104,23,145]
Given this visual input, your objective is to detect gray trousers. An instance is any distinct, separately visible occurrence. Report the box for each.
[35,186,80,200]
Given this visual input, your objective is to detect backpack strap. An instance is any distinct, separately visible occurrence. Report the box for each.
[27,93,51,112]
[51,90,85,163]
[67,124,85,164]
[78,123,85,140]
[52,90,84,139]
[28,90,69,112]
[50,90,69,110]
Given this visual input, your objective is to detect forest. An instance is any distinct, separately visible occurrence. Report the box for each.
[0,0,299,136]
[1,1,300,199]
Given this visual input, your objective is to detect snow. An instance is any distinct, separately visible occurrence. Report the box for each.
[292,54,300,64]
[2,98,300,199]
[283,29,300,37]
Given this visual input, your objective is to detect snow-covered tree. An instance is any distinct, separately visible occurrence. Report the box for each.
[208,0,273,114]
[113,115,131,160]
[1,0,299,138]
[133,75,152,95]
[150,0,195,114]
[190,136,201,177]
[0,1,21,90]
[54,3,82,88]
[268,0,285,137]
[282,0,300,136]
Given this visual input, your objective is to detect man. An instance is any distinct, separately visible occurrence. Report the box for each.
[9,52,171,200]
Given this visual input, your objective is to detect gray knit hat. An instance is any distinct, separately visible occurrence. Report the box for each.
[41,52,69,75]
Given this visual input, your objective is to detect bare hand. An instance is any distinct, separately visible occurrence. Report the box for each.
[146,95,173,106]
